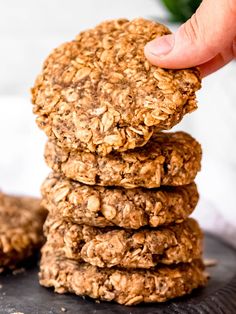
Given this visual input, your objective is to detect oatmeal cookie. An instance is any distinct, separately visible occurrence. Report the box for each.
[41,172,198,229]
[0,192,47,271]
[44,216,203,268]
[39,248,207,305]
[32,18,201,156]
[44,131,202,189]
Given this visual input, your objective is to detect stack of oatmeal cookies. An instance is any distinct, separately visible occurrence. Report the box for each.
[32,18,207,305]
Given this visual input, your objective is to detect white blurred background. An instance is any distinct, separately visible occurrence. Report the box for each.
[0,0,236,245]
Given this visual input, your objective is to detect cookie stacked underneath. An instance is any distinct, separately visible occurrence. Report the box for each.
[32,18,208,305]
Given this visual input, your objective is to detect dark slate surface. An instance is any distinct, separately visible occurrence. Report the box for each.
[0,233,236,314]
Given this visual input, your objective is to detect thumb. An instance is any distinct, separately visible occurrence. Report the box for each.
[145,0,236,69]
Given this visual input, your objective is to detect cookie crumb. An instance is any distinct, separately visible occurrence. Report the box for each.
[203,271,211,280]
[204,258,218,267]
[12,268,25,276]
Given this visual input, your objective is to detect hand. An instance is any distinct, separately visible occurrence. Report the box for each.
[144,0,236,77]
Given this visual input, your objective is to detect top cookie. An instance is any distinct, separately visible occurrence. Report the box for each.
[32,18,201,156]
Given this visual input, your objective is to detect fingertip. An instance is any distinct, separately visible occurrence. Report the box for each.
[144,35,175,67]
[144,45,160,67]
[145,35,174,56]
[144,34,199,69]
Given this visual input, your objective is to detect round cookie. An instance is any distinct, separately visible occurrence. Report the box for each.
[32,18,201,156]
[44,216,203,269]
[44,131,202,189]
[40,248,207,305]
[0,192,47,271]
[41,172,199,229]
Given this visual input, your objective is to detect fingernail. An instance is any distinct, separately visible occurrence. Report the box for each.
[145,34,174,57]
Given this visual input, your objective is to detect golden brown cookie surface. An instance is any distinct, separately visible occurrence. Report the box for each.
[40,247,207,305]
[44,132,202,189]
[41,172,199,229]
[32,18,201,156]
[44,216,203,269]
[0,192,47,271]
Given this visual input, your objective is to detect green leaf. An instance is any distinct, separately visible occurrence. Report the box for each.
[160,0,202,23]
